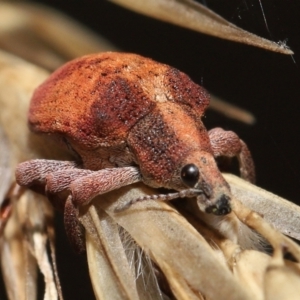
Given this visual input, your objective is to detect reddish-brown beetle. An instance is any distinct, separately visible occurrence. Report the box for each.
[16,52,255,253]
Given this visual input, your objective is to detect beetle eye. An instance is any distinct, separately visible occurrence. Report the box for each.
[181,164,199,187]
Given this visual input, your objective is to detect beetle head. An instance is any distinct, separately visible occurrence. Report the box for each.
[180,151,232,215]
[128,102,232,216]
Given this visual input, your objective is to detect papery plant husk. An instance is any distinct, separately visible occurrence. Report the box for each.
[78,179,300,300]
[0,50,74,300]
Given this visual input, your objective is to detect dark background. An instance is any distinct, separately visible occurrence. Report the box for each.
[1,1,300,299]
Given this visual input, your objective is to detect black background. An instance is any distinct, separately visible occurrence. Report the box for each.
[1,1,300,299]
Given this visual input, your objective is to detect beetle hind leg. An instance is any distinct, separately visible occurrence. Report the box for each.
[208,127,255,183]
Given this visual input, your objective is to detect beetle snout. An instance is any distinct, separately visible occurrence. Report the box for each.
[205,194,231,215]
[182,151,232,216]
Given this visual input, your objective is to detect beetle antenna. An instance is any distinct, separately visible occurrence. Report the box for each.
[115,189,203,212]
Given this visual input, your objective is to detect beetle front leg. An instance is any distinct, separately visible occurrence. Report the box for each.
[61,167,140,253]
[16,161,141,253]
[16,159,86,253]
[44,166,141,206]
[15,159,78,194]
[208,127,255,183]
[69,167,141,206]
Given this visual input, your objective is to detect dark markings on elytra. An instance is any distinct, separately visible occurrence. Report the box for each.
[164,67,210,119]
[90,76,155,141]
[128,108,187,187]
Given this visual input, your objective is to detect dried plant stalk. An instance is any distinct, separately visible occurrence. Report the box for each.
[110,0,293,55]
[80,178,300,299]
[0,194,38,300]
[0,2,117,70]
[209,94,256,125]
[17,3,118,59]
[0,50,70,300]
[81,206,140,300]
[225,174,300,241]
[80,184,253,300]
[0,186,60,300]
[0,50,72,165]
[0,125,11,215]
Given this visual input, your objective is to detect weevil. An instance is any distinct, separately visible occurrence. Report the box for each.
[15,52,255,253]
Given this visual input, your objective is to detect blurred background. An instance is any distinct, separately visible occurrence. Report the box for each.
[1,0,300,299]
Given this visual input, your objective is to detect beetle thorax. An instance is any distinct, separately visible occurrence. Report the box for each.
[128,101,213,189]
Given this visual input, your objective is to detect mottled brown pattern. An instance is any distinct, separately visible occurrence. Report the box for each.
[29,52,211,150]
[90,76,155,143]
[128,102,212,189]
[128,108,184,187]
[64,196,85,254]
[29,53,165,148]
[163,67,210,120]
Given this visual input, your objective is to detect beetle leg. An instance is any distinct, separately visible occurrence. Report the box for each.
[43,168,93,211]
[15,159,86,253]
[115,188,203,212]
[208,127,255,183]
[43,166,140,208]
[15,159,78,194]
[45,169,93,195]
[64,195,86,254]
[54,166,140,253]
[16,162,141,253]
[70,166,141,206]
